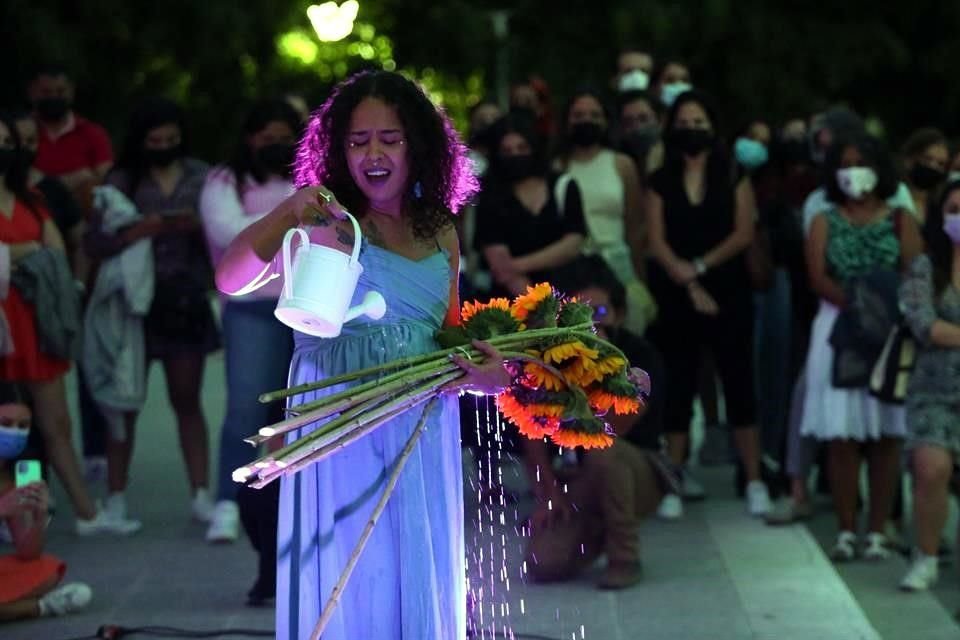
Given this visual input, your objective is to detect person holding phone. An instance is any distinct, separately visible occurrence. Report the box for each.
[0,382,92,622]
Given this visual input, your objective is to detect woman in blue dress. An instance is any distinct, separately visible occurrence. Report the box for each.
[215,71,505,639]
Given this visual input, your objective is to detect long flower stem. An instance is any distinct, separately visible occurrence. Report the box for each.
[307,398,438,640]
[245,363,461,445]
[239,370,461,484]
[258,324,594,404]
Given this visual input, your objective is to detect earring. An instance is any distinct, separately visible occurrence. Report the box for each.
[413,181,423,199]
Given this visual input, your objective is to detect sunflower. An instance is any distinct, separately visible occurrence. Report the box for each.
[511,283,555,322]
[587,388,641,415]
[461,298,512,323]
[497,391,559,439]
[594,355,626,377]
[523,362,567,392]
[550,428,614,450]
[542,341,599,366]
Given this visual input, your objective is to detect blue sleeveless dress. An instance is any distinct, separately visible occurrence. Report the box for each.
[276,242,465,640]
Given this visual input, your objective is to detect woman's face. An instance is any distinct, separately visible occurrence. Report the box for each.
[345,97,410,212]
[911,142,949,173]
[840,145,868,169]
[568,95,606,129]
[248,120,297,152]
[498,132,532,158]
[747,121,772,146]
[674,101,712,132]
[621,98,658,133]
[144,123,182,151]
[660,63,691,86]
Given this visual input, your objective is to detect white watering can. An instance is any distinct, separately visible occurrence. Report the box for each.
[273,212,386,337]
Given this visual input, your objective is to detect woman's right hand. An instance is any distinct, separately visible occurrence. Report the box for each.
[687,281,719,316]
[0,483,47,520]
[289,185,350,227]
[669,259,698,285]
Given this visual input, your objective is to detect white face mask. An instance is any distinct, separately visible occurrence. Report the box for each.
[619,69,650,92]
[943,213,960,244]
[836,167,878,200]
[661,82,693,107]
[949,171,960,183]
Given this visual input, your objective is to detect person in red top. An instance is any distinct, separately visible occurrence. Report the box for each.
[0,113,135,535]
[28,65,113,196]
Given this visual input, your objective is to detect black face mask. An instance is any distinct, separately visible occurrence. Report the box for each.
[35,97,70,122]
[669,127,714,156]
[0,148,15,175]
[621,126,659,158]
[143,145,182,168]
[500,154,539,181]
[569,122,605,148]
[256,143,295,176]
[910,163,946,191]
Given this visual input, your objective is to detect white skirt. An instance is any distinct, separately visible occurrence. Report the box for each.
[799,301,905,441]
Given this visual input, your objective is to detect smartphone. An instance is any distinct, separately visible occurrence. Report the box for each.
[15,459,42,488]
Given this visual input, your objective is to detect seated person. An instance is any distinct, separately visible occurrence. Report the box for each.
[522,257,675,590]
[0,382,91,622]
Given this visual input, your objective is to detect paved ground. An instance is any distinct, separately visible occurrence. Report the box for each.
[3,352,959,639]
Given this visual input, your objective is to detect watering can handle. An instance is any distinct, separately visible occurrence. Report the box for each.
[282,227,311,300]
[344,212,362,265]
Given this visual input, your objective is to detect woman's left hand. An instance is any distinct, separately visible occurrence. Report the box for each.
[446,340,511,395]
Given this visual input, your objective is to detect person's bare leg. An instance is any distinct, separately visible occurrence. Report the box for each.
[665,432,689,468]
[26,378,97,520]
[106,412,138,494]
[910,446,953,556]
[162,353,210,491]
[865,437,902,534]
[828,440,861,532]
[733,426,761,482]
[0,573,60,621]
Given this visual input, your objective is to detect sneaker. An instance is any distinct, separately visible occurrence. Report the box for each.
[657,494,684,520]
[830,531,857,562]
[680,470,706,501]
[206,500,240,543]
[104,492,130,521]
[900,554,938,591]
[192,488,215,523]
[76,506,142,536]
[765,498,813,526]
[863,533,891,561]
[597,561,643,590]
[38,582,93,616]
[746,481,772,517]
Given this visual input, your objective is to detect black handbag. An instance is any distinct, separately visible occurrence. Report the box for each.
[868,324,916,404]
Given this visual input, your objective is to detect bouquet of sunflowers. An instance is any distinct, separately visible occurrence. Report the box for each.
[233,283,649,489]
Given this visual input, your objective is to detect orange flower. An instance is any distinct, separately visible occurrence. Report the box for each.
[461,298,512,323]
[523,362,567,392]
[563,357,605,387]
[588,389,641,415]
[550,429,614,450]
[497,391,559,439]
[511,283,554,321]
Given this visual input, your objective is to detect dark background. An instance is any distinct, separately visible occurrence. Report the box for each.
[3,0,958,159]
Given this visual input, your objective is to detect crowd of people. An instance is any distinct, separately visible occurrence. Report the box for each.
[0,44,958,628]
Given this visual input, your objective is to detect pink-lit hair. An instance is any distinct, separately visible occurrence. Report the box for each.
[293,71,479,238]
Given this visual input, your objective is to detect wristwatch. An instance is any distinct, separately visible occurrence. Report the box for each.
[693,258,708,276]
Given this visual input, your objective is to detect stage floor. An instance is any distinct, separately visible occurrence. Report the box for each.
[4,351,959,640]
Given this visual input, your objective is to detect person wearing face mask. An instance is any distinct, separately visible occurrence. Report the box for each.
[84,98,216,529]
[900,128,949,225]
[27,65,113,198]
[613,47,655,95]
[800,132,924,562]
[0,382,94,623]
[645,90,771,520]
[556,89,655,337]
[734,120,771,175]
[651,60,693,109]
[897,179,960,592]
[617,90,664,179]
[474,115,586,298]
[198,99,301,553]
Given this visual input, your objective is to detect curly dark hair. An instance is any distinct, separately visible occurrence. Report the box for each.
[822,131,898,204]
[230,98,303,192]
[114,97,190,198]
[294,71,478,241]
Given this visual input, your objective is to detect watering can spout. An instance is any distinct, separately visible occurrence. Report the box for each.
[344,291,387,323]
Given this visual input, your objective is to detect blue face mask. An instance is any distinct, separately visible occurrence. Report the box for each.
[0,425,29,460]
[735,137,769,171]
